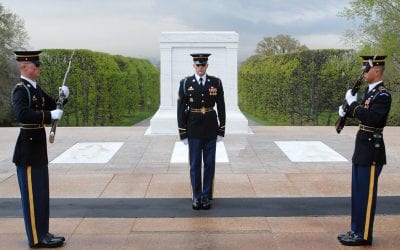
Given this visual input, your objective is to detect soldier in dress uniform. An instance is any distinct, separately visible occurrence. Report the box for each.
[177,53,226,210]
[11,50,69,248]
[337,55,391,246]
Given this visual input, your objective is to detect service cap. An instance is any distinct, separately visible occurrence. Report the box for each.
[14,50,42,65]
[190,53,211,64]
[361,55,386,68]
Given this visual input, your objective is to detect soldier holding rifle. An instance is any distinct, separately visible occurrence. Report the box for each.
[337,56,391,246]
[11,51,69,248]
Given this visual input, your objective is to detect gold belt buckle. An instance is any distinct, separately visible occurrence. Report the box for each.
[201,107,206,114]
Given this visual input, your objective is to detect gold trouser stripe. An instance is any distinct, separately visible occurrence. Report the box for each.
[211,172,215,199]
[364,164,376,240]
[27,166,39,244]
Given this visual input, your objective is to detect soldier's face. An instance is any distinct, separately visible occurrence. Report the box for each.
[193,63,208,76]
[364,66,383,84]
[19,62,41,80]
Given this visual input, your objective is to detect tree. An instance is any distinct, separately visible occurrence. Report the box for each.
[341,1,400,125]
[0,4,29,58]
[0,3,29,126]
[255,34,308,56]
[341,0,400,67]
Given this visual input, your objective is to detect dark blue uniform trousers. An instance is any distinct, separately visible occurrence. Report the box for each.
[351,163,383,242]
[188,138,217,201]
[16,165,49,247]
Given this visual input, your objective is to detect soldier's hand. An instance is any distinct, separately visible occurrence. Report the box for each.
[338,105,346,117]
[182,138,188,145]
[51,109,63,120]
[59,86,70,98]
[345,89,357,105]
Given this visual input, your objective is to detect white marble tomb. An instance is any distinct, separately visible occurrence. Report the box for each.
[147,31,250,135]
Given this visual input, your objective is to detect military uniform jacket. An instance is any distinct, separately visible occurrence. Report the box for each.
[177,74,226,140]
[11,79,57,167]
[347,82,391,165]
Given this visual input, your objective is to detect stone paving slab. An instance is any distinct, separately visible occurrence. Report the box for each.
[0,126,399,249]
[2,172,400,198]
[1,216,400,249]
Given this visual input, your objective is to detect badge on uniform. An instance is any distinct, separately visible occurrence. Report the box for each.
[188,86,194,91]
[32,95,37,102]
[209,87,217,96]
[364,98,370,108]
[189,97,194,102]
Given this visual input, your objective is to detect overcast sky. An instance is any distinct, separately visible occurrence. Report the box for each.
[2,0,354,61]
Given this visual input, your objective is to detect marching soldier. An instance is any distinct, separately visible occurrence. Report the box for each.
[11,51,69,248]
[177,53,226,210]
[337,55,391,246]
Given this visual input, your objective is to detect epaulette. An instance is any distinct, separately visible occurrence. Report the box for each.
[11,82,31,106]
[374,86,390,98]
[205,75,221,86]
[183,77,189,96]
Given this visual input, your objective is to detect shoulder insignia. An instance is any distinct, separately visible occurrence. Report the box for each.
[378,86,387,92]
[378,86,390,96]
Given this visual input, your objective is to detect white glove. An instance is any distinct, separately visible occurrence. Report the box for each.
[182,138,188,145]
[217,135,223,142]
[345,89,357,105]
[338,105,346,117]
[59,86,70,98]
[51,109,63,120]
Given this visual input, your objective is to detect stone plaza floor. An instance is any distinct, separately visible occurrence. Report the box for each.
[0,124,399,249]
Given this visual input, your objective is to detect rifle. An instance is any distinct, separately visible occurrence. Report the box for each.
[334,59,372,134]
[49,50,75,143]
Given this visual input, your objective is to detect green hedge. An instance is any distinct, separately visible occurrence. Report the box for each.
[239,49,400,126]
[38,49,159,126]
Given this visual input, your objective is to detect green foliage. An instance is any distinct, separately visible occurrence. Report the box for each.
[0,3,29,126]
[38,49,159,126]
[339,0,400,125]
[0,3,29,58]
[387,92,400,125]
[255,34,308,56]
[238,49,397,126]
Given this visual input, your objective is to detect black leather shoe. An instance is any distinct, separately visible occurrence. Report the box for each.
[192,199,201,210]
[47,232,65,242]
[339,233,372,246]
[337,230,355,240]
[202,197,211,210]
[32,234,64,248]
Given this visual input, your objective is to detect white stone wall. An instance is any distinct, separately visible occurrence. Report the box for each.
[148,31,249,135]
